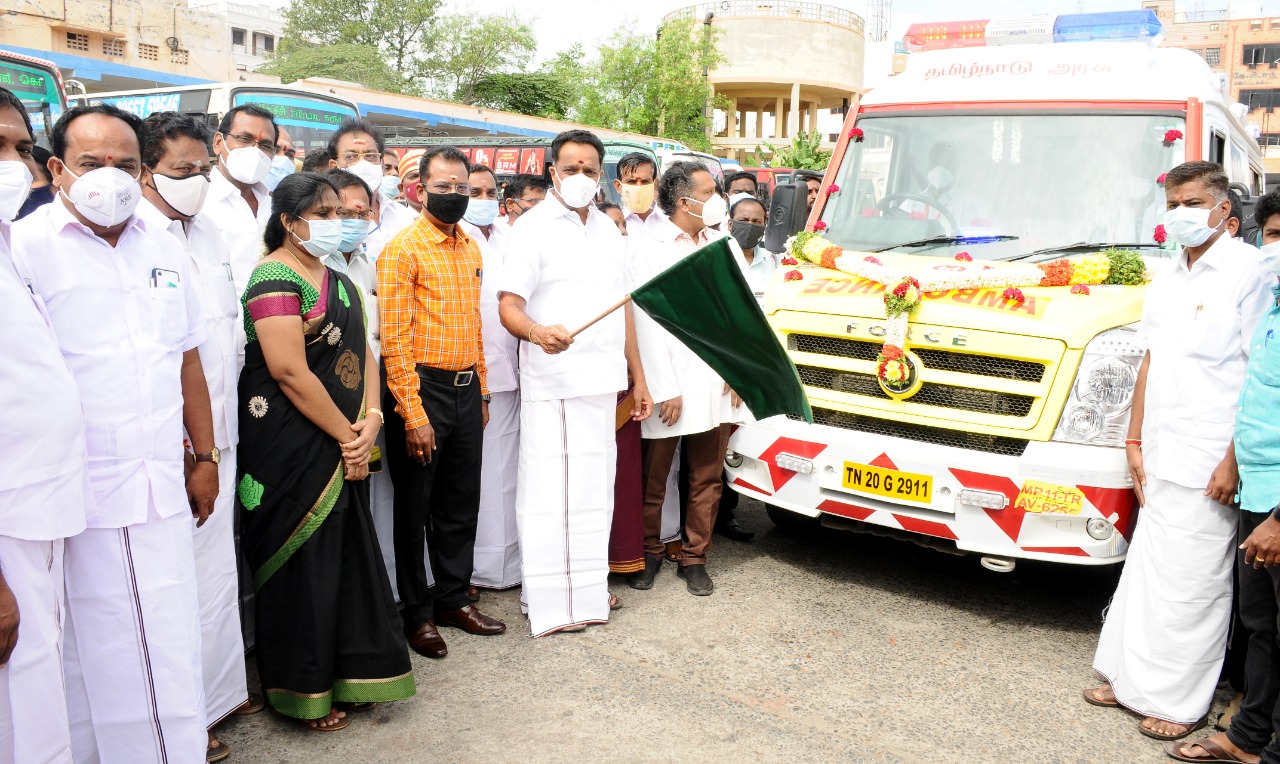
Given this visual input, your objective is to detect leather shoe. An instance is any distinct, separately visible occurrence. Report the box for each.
[677,563,714,596]
[628,553,663,590]
[436,605,506,636]
[716,519,756,543]
[406,621,447,659]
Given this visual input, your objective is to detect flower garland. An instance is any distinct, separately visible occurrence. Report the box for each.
[786,232,1150,386]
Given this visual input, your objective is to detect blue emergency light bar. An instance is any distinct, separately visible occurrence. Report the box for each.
[1051,10,1163,44]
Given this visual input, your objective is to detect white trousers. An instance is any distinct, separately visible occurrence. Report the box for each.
[63,513,207,763]
[472,390,521,589]
[194,450,248,727]
[1093,476,1236,723]
[659,443,682,544]
[517,394,616,637]
[0,537,72,764]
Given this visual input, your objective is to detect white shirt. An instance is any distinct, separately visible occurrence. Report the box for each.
[1136,233,1275,489]
[738,246,780,298]
[461,219,518,394]
[624,205,669,240]
[322,245,380,359]
[137,200,240,450]
[0,224,92,540]
[629,219,737,438]
[497,193,628,402]
[365,193,417,261]
[11,200,207,529]
[207,168,270,296]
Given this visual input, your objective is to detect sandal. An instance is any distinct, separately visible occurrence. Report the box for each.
[270,706,351,732]
[1139,715,1207,741]
[206,738,231,763]
[1082,686,1119,708]
[234,693,266,715]
[1165,737,1261,763]
[609,593,622,611]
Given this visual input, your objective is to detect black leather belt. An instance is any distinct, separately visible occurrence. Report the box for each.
[416,365,475,387]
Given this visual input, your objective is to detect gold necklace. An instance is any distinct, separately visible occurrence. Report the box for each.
[284,247,323,293]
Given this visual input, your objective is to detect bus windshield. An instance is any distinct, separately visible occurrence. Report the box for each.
[231,89,357,157]
[821,112,1182,259]
[0,54,65,147]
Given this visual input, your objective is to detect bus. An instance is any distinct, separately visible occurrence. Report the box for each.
[0,49,67,147]
[71,83,359,157]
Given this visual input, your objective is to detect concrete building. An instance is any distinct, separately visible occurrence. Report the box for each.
[664,1,865,164]
[1144,0,1280,171]
[192,2,286,77]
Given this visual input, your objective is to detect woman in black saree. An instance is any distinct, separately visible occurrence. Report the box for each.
[237,172,414,731]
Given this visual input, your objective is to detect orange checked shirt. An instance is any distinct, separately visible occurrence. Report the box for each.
[378,214,487,430]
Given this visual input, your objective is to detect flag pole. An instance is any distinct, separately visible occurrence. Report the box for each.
[569,294,632,338]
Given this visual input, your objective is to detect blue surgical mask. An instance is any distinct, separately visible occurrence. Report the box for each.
[464,198,499,227]
[291,218,344,257]
[339,218,374,253]
[380,175,401,200]
[263,155,295,192]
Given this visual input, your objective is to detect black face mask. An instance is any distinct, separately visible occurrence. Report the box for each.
[731,221,765,251]
[425,191,468,225]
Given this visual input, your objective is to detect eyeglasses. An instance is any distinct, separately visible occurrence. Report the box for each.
[224,132,276,154]
[340,151,382,164]
[424,182,472,195]
[337,209,375,221]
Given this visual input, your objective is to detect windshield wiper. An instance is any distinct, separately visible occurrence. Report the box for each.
[872,234,1019,253]
[1003,242,1158,262]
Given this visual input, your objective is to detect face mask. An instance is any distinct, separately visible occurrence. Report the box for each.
[380,175,401,199]
[263,155,295,192]
[425,190,469,225]
[731,221,766,251]
[339,218,374,252]
[618,183,655,214]
[685,194,728,228]
[0,159,32,222]
[61,166,142,227]
[464,198,499,227]
[1164,204,1224,248]
[347,160,384,193]
[223,145,272,185]
[553,167,599,209]
[151,173,210,218]
[404,180,421,205]
[290,218,343,257]
[1259,240,1280,276]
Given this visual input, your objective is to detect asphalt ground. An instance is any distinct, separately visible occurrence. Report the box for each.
[217,498,1227,763]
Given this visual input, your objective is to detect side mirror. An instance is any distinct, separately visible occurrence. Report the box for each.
[764,181,809,254]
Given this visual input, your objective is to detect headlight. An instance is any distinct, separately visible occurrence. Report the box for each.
[1052,324,1145,447]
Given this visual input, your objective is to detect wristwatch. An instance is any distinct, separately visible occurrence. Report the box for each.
[482,394,492,403]
[194,447,221,465]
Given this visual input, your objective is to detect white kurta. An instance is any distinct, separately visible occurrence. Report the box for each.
[206,169,270,298]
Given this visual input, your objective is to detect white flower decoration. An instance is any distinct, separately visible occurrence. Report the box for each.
[327,326,342,346]
[248,396,269,418]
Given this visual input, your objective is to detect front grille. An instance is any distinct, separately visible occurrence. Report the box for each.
[789,408,1029,457]
[797,366,1035,418]
[788,334,1046,383]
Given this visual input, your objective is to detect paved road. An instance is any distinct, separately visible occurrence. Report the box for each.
[219,499,1223,763]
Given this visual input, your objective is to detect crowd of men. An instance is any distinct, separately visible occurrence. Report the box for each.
[0,84,782,762]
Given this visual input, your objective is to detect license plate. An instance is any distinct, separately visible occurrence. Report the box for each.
[841,462,933,504]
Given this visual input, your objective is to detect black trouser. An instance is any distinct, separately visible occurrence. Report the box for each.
[383,365,483,630]
[1225,510,1280,762]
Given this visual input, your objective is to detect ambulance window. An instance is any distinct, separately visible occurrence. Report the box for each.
[1210,131,1226,167]
[1253,169,1264,196]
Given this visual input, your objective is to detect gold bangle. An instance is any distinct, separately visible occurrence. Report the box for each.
[528,323,540,343]
[367,407,384,423]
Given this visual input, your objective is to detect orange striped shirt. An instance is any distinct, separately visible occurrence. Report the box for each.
[377,215,487,429]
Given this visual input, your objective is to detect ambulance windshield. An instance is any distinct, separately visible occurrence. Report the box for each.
[822,112,1181,259]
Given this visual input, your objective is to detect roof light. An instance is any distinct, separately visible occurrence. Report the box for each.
[902,10,1163,52]
[903,20,989,53]
[1052,10,1163,44]
[986,14,1056,46]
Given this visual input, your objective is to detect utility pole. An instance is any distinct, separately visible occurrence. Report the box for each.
[703,11,714,148]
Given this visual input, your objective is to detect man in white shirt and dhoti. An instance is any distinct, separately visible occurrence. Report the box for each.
[1084,161,1274,740]
[498,129,652,637]
[0,85,93,764]
[12,103,215,763]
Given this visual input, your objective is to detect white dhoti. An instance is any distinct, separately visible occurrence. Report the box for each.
[194,449,248,727]
[0,537,72,764]
[1093,476,1235,723]
[659,443,682,545]
[63,512,208,763]
[517,394,615,637]
[472,390,522,589]
[370,430,432,602]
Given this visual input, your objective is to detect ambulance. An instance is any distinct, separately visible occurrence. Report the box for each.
[724,10,1266,570]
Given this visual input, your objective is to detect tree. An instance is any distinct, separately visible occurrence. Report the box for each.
[754,131,831,170]
[471,73,573,119]
[259,44,401,93]
[423,13,537,104]
[277,0,441,94]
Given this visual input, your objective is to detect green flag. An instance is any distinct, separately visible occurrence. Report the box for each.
[629,237,813,423]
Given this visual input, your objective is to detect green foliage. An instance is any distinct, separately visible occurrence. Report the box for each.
[259,44,401,92]
[425,13,538,104]
[471,72,573,119]
[754,131,831,171]
[1101,248,1149,285]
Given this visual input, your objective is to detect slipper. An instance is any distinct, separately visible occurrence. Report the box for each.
[1140,716,1207,741]
[1082,687,1119,708]
[609,594,622,611]
[269,706,351,732]
[1165,738,1260,763]
[234,693,266,715]
[206,739,231,763]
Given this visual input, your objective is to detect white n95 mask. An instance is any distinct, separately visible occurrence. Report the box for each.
[61,166,142,227]
[224,146,272,185]
[0,159,33,222]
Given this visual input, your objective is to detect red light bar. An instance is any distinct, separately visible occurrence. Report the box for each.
[903,20,990,52]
